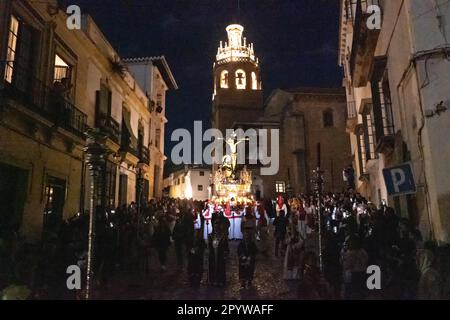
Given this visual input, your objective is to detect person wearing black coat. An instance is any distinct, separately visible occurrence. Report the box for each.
[152,216,172,271]
[273,210,288,257]
[172,215,185,268]
[237,234,258,288]
[187,230,205,287]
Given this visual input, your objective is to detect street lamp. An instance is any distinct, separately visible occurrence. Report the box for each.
[312,167,324,273]
[84,128,108,300]
[136,163,146,237]
[311,142,325,272]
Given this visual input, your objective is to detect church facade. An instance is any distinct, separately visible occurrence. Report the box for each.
[211,23,352,200]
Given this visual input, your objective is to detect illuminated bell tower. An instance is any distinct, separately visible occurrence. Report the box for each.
[212,24,264,135]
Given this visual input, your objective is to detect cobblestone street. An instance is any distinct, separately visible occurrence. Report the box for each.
[97,236,299,300]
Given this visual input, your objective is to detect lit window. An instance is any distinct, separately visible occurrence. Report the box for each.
[220,70,229,88]
[235,69,246,90]
[275,181,286,193]
[251,72,258,90]
[4,15,19,83]
[54,54,72,83]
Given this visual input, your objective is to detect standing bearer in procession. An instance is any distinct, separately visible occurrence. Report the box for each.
[255,201,269,255]
[276,195,287,217]
[208,222,228,287]
[283,230,304,280]
[202,201,214,240]
[187,229,205,288]
[237,232,258,289]
[273,210,288,257]
[232,205,244,240]
[241,207,257,242]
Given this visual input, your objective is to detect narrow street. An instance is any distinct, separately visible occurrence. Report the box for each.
[97,236,298,300]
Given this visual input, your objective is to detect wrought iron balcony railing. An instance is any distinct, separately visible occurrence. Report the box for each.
[96,113,121,143]
[1,61,87,137]
[139,145,150,164]
[120,134,139,158]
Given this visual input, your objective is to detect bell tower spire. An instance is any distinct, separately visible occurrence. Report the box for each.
[211,21,264,135]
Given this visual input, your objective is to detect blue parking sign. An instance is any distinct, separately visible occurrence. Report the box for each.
[383,163,417,196]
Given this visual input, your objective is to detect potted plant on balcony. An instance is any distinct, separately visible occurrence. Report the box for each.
[109,57,127,78]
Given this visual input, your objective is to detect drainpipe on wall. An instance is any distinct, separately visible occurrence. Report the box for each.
[413,59,435,242]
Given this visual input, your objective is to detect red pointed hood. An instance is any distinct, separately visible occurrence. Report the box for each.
[277,195,284,208]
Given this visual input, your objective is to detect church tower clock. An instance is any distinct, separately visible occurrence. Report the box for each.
[212,24,264,135]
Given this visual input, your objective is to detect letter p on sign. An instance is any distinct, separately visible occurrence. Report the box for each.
[390,168,406,193]
[383,163,417,197]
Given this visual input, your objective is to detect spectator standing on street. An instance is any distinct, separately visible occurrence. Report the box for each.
[237,232,258,289]
[274,210,288,258]
[152,216,172,272]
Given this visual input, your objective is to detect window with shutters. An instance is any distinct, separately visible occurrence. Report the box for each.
[95,84,112,127]
[96,84,111,116]
[4,15,37,93]
[4,15,19,83]
[361,102,378,161]
[370,57,396,153]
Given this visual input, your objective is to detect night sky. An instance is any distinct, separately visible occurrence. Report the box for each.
[60,0,342,166]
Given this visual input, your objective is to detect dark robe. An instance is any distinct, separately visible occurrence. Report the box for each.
[208,234,227,286]
[187,237,205,287]
[237,241,258,282]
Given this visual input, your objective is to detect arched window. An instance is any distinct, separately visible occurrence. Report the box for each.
[251,72,258,90]
[220,70,229,88]
[235,69,246,90]
[323,109,334,128]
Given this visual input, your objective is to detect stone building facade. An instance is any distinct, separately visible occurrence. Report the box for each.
[339,0,450,244]
[265,88,352,196]
[0,0,176,241]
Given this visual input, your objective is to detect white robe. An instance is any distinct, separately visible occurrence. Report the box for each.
[202,208,213,240]
[304,205,316,235]
[194,213,202,230]
[231,210,243,240]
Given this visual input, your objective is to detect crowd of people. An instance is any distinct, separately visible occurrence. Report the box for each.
[0,191,448,300]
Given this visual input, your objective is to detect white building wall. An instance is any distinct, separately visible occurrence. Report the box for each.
[340,0,450,244]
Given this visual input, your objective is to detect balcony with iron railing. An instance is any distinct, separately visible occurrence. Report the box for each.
[119,129,139,160]
[96,113,121,144]
[349,0,382,87]
[1,61,87,137]
[139,145,150,164]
